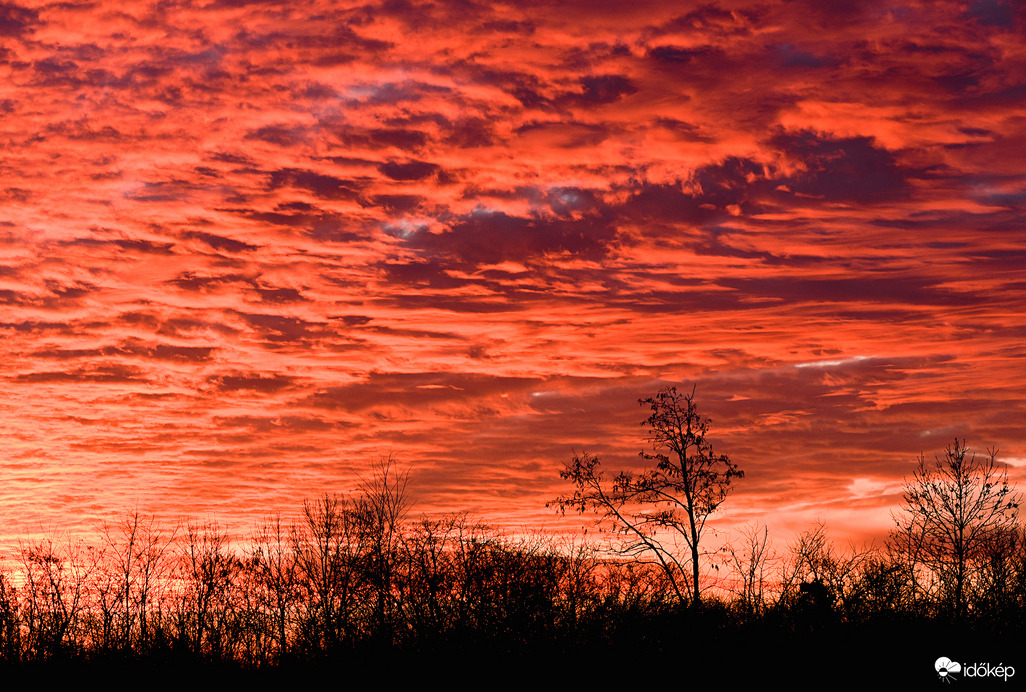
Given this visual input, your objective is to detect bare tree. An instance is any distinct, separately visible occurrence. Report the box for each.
[972,525,1024,619]
[354,455,410,643]
[890,439,1021,621]
[17,534,94,658]
[295,493,367,650]
[94,511,176,652]
[249,513,301,661]
[779,522,872,619]
[552,385,742,606]
[398,512,490,642]
[726,522,774,617]
[0,563,20,660]
[174,521,242,659]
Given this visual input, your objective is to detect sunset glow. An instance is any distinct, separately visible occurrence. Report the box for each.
[1,0,1024,551]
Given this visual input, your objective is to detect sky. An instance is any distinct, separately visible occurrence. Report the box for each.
[1,0,1024,553]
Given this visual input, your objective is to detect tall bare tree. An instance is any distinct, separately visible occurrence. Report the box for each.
[553,385,742,606]
[296,493,368,650]
[891,439,1021,620]
[175,521,241,658]
[94,511,175,652]
[355,455,410,642]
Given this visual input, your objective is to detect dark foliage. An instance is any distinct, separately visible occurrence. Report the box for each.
[0,435,1021,681]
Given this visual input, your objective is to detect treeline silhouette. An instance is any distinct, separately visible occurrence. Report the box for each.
[0,458,1024,679]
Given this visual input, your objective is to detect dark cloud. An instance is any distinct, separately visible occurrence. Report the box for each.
[251,285,306,304]
[125,180,204,204]
[31,57,84,86]
[964,0,1020,28]
[692,229,787,263]
[235,20,393,59]
[618,182,721,226]
[300,371,541,411]
[245,124,310,147]
[210,151,257,166]
[340,127,429,151]
[767,129,911,203]
[134,343,217,362]
[378,261,475,290]
[167,272,251,292]
[0,2,37,37]
[332,315,373,327]
[32,340,216,363]
[0,320,79,335]
[377,291,529,313]
[514,121,611,148]
[784,0,866,29]
[234,311,333,345]
[479,18,536,34]
[114,310,162,330]
[579,75,637,104]
[364,193,425,213]
[378,160,439,181]
[0,288,33,306]
[648,45,706,63]
[267,168,366,200]
[404,206,618,267]
[157,316,239,338]
[366,324,463,340]
[654,4,757,38]
[774,44,827,69]
[689,156,767,208]
[526,75,639,109]
[718,275,979,308]
[212,415,339,432]
[0,281,101,309]
[348,80,452,106]
[112,238,176,254]
[652,118,714,143]
[235,205,364,242]
[440,117,498,148]
[15,363,147,384]
[183,231,258,253]
[208,372,296,393]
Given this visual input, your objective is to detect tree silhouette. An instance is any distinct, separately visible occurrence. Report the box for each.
[249,513,301,661]
[890,439,1021,621]
[94,511,175,653]
[552,385,742,606]
[726,522,773,618]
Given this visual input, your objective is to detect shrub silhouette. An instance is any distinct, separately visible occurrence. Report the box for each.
[0,441,1022,669]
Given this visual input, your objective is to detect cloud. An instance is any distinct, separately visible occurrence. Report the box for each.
[1,0,1024,547]
[207,371,296,393]
[182,231,259,253]
[267,168,366,200]
[15,363,148,384]
[403,206,618,267]
[0,2,35,37]
[300,371,542,412]
[767,129,912,203]
[378,160,440,181]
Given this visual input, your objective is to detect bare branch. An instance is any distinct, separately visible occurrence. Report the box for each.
[550,386,742,606]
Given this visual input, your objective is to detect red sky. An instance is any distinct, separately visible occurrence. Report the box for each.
[1,0,1024,551]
